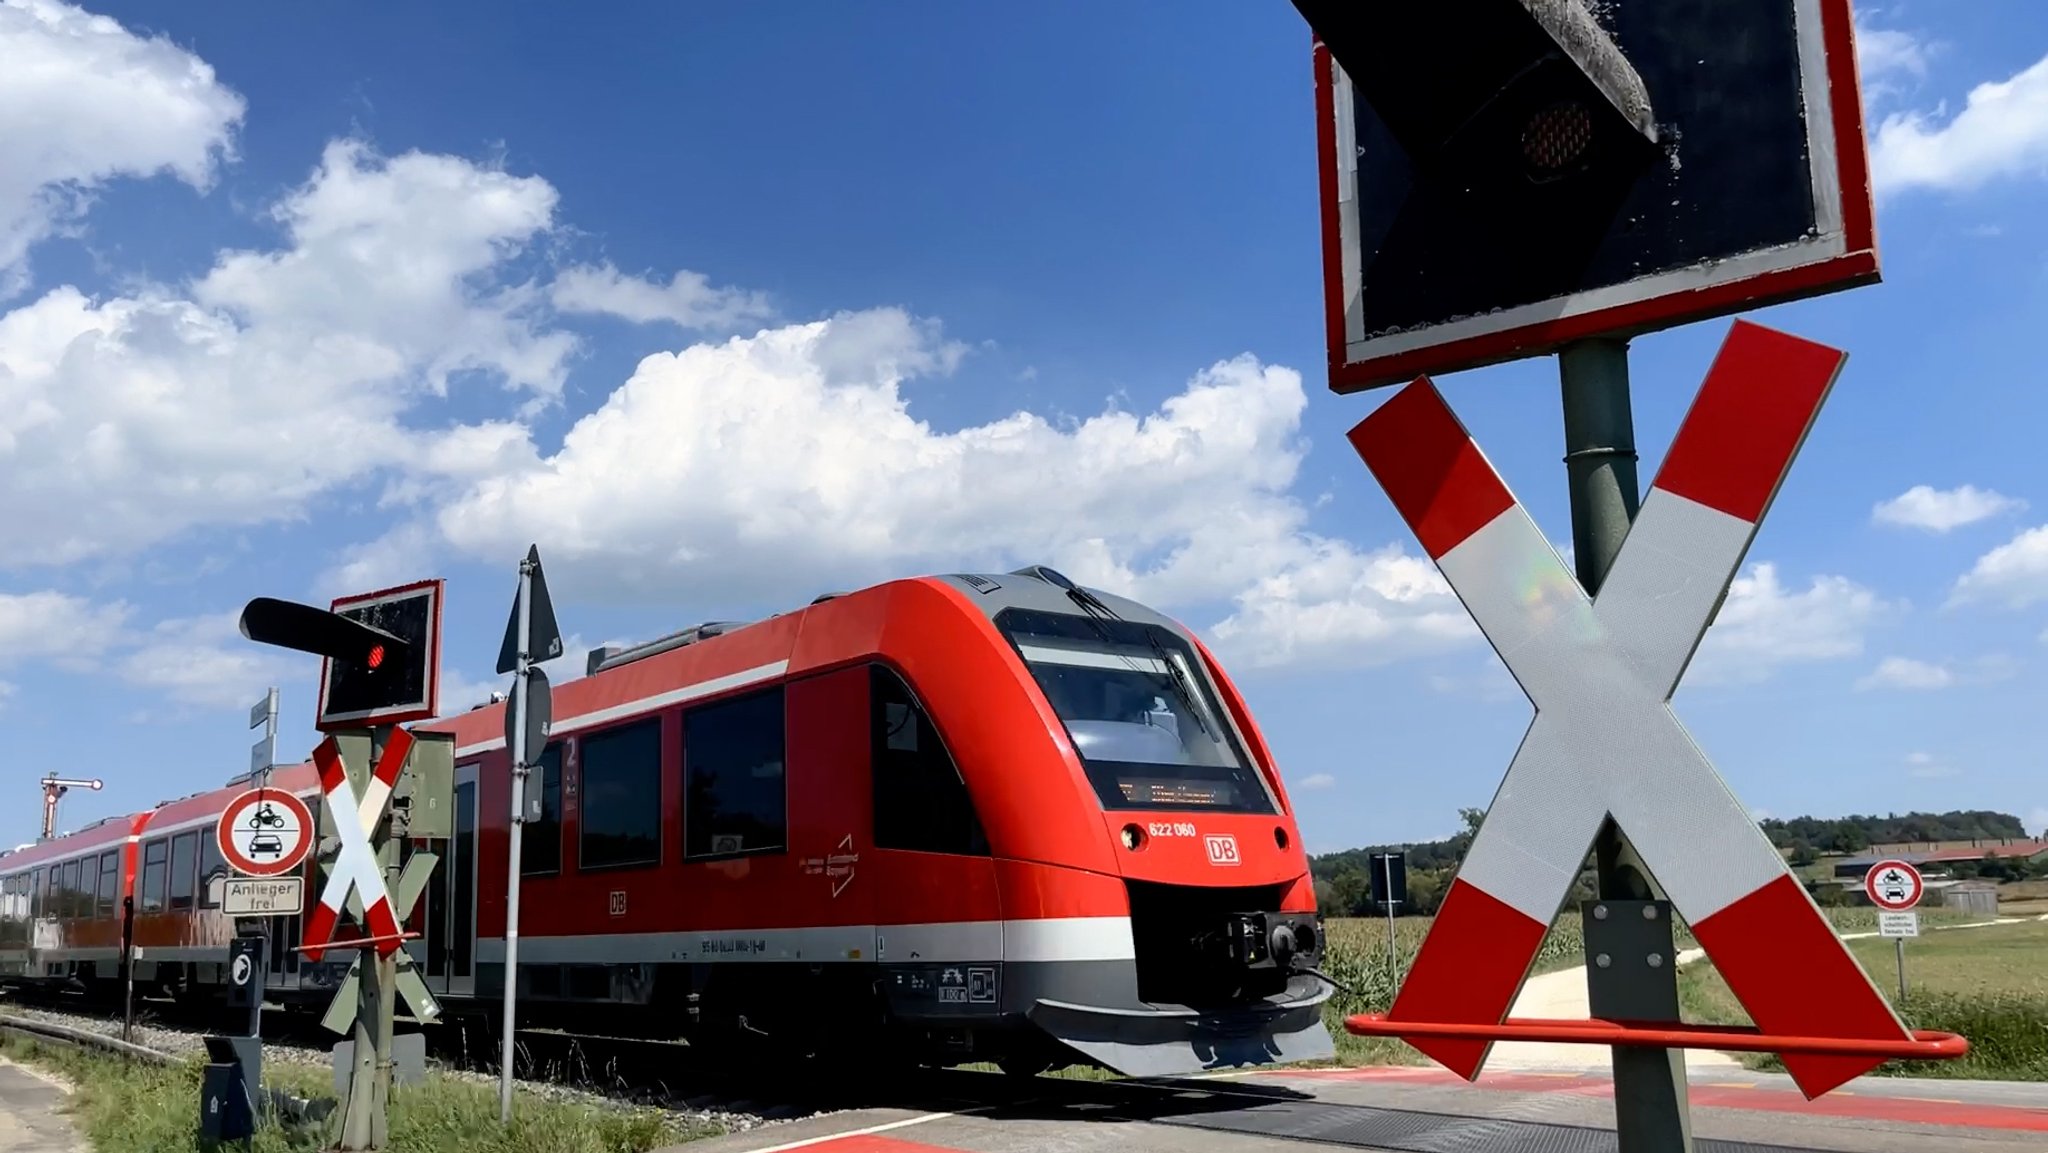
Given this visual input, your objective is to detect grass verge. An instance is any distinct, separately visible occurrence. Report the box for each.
[1675,919,2048,1081]
[0,1031,722,1153]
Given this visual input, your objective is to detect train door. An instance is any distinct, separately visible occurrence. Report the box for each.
[420,763,477,999]
[403,762,478,999]
[867,664,1000,976]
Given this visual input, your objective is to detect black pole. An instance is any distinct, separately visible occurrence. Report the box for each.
[121,895,136,1044]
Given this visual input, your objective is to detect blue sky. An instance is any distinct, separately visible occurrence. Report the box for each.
[3,0,2047,855]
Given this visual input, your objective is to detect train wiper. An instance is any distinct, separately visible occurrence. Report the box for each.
[1062,585,1211,740]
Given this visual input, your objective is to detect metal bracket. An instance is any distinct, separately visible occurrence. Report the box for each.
[1583,898,1680,1021]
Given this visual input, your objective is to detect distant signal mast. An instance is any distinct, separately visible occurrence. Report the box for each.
[39,773,104,841]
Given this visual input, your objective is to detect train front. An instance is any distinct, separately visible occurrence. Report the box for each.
[970,571,1338,1077]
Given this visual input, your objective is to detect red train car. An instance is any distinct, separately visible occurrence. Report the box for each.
[0,811,148,987]
[1,765,332,1006]
[418,565,1336,1076]
[2,565,1336,1077]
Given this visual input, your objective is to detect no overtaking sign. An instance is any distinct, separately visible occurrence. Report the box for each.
[1863,859,1923,912]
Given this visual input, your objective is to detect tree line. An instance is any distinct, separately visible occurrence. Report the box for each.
[1310,807,2038,918]
[1761,809,2029,858]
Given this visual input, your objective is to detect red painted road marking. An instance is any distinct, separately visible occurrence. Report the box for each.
[1267,1067,2048,1133]
[767,1137,959,1153]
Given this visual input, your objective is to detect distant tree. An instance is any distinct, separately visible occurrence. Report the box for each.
[1789,840,1819,867]
[1824,821,1869,854]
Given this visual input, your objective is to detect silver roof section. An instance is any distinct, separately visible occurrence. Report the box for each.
[570,565,1192,679]
[585,619,758,677]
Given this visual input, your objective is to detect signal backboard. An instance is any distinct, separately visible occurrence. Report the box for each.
[316,579,443,730]
[1313,0,1878,393]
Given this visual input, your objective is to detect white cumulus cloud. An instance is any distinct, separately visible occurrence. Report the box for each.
[1872,484,2024,532]
[0,138,581,568]
[1296,773,1336,790]
[1855,656,1954,691]
[1869,49,2048,197]
[369,316,1474,674]
[550,262,774,332]
[1854,11,1936,99]
[113,610,299,709]
[0,0,245,295]
[1949,524,2048,609]
[1686,564,1894,686]
[0,588,132,668]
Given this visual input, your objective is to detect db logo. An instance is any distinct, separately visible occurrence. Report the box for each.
[1204,834,1240,866]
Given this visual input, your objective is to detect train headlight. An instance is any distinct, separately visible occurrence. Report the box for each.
[1120,823,1146,850]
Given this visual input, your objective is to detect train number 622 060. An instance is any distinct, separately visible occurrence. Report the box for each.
[1148,821,1198,837]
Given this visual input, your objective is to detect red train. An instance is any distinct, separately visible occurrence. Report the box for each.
[1,566,1336,1075]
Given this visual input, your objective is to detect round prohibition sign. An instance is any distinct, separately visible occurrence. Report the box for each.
[1863,858,1923,912]
[218,787,314,877]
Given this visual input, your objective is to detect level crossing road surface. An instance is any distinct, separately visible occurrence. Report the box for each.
[0,1058,76,1153]
[663,1065,2048,1153]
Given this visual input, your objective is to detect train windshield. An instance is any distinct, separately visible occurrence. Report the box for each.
[995,607,1276,815]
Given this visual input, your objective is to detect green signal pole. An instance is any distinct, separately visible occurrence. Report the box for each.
[1559,337,1695,1153]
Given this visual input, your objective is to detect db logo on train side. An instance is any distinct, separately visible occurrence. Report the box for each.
[1205,834,1240,866]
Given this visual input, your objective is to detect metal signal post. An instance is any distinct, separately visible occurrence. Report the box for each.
[496,545,563,1122]
[39,774,102,841]
[498,558,532,1123]
[1558,337,1692,1151]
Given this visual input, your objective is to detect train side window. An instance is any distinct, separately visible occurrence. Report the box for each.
[169,830,198,912]
[871,665,989,856]
[579,719,662,871]
[97,851,118,917]
[521,742,564,876]
[61,860,81,918]
[140,839,168,914]
[197,834,224,910]
[683,686,787,859]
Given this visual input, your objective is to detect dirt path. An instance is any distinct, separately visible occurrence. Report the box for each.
[1486,947,1735,1071]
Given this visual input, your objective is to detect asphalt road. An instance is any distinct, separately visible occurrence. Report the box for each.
[661,1065,2048,1153]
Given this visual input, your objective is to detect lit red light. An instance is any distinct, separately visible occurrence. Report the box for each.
[367,644,385,669]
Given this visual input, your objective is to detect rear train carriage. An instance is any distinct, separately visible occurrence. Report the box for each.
[0,812,146,988]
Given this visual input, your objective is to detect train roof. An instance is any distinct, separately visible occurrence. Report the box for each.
[415,564,1193,758]
[0,810,150,870]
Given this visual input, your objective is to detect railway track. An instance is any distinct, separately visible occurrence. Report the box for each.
[0,991,1222,1135]
[0,994,808,1133]
[0,988,1316,1142]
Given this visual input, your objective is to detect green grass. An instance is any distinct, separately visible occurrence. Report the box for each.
[1675,918,2048,1081]
[0,1033,721,1153]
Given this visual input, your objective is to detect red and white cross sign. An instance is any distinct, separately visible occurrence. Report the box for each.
[301,726,414,962]
[1348,320,1911,1100]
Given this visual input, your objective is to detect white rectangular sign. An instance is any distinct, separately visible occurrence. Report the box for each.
[223,876,303,917]
[1877,911,1919,939]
